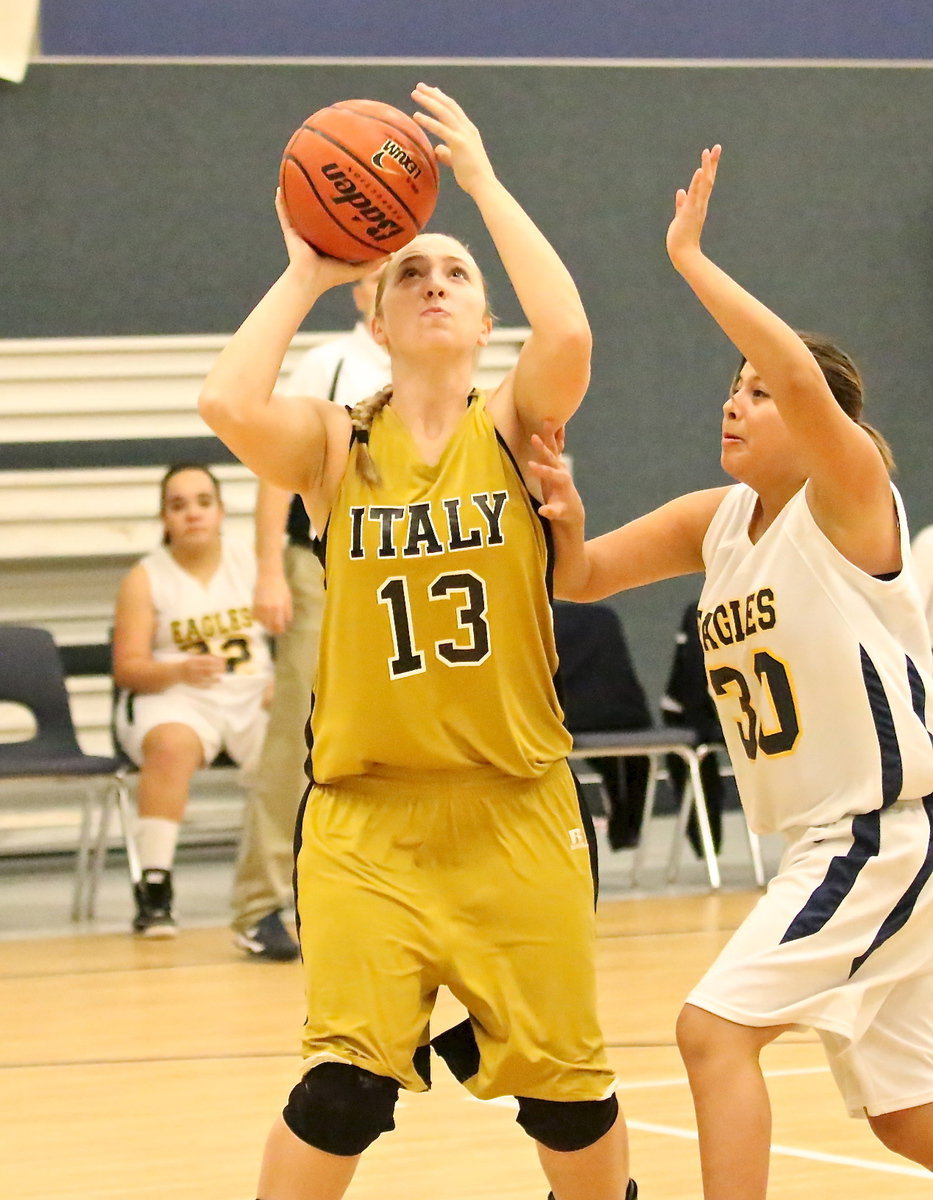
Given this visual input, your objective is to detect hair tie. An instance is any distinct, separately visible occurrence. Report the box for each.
[355,427,370,445]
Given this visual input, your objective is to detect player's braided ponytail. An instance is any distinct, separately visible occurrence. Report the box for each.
[349,387,393,487]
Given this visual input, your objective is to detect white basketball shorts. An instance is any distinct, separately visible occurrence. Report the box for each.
[115,677,269,774]
[687,797,933,1117]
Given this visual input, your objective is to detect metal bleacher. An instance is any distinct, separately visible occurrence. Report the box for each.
[0,328,527,857]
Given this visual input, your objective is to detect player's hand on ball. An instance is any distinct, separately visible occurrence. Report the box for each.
[275,189,387,290]
[411,84,495,196]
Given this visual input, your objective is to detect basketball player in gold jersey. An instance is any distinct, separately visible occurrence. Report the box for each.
[201,84,636,1200]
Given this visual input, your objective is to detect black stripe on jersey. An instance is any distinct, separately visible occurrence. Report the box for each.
[860,645,903,808]
[848,795,933,977]
[570,765,599,903]
[312,529,327,570]
[905,654,933,752]
[292,694,320,946]
[907,654,925,721]
[303,691,319,791]
[493,427,532,499]
[311,423,360,573]
[291,781,312,951]
[780,810,881,945]
[491,432,563,724]
[541,509,556,604]
[491,428,556,598]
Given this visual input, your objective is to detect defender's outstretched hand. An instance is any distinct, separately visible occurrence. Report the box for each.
[666,144,722,269]
[412,83,496,197]
[528,423,584,528]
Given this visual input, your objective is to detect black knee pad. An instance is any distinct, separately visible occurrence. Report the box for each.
[515,1093,619,1152]
[282,1062,400,1156]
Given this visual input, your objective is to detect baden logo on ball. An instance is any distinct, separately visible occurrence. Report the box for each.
[280,99,440,263]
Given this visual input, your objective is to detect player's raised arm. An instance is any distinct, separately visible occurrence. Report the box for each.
[412,84,591,436]
[666,146,896,573]
[198,193,384,497]
[529,426,722,600]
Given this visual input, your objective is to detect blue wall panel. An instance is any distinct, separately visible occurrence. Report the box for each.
[40,0,933,60]
[9,52,933,693]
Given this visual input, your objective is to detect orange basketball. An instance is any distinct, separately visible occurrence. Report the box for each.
[279,99,439,263]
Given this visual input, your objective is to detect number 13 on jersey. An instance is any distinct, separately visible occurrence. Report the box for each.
[378,571,491,679]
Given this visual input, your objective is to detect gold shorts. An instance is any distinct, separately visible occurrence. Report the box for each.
[295,759,615,1101]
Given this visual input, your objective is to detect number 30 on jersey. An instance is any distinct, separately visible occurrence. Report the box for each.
[708,650,801,760]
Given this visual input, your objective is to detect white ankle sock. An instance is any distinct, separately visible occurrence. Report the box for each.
[136,817,180,872]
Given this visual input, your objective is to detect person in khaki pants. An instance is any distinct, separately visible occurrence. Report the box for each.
[230,271,389,961]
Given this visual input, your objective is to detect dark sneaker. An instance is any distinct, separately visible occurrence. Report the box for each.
[132,869,177,938]
[547,1182,636,1200]
[234,910,299,962]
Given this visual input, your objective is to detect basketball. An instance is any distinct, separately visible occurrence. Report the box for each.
[279,99,439,263]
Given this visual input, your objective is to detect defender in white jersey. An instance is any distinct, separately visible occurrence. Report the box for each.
[531,146,933,1195]
[113,465,273,937]
[909,522,933,645]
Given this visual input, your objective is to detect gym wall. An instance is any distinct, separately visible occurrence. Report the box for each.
[4,59,932,696]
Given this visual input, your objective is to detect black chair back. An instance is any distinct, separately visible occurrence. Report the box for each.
[553,601,651,733]
[0,625,84,765]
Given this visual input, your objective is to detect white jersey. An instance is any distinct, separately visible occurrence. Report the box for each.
[699,483,933,834]
[141,539,272,684]
[910,524,933,644]
[284,321,391,406]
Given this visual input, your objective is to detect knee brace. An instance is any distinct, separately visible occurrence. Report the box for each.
[515,1093,619,1152]
[282,1062,400,1156]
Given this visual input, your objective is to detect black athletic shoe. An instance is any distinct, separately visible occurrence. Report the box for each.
[547,1182,637,1200]
[234,910,299,962]
[132,869,177,938]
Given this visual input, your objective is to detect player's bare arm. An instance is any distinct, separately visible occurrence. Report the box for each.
[412,87,591,473]
[530,427,724,599]
[667,146,897,574]
[199,191,383,495]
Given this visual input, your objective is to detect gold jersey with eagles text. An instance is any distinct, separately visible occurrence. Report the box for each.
[309,394,572,782]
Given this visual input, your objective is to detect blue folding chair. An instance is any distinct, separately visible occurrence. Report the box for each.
[0,625,135,920]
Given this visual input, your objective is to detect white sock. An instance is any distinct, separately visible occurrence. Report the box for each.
[136,817,180,873]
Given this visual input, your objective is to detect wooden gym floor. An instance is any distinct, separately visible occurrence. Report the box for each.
[0,820,930,1199]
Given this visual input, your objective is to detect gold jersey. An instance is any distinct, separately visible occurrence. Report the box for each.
[310,394,571,781]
